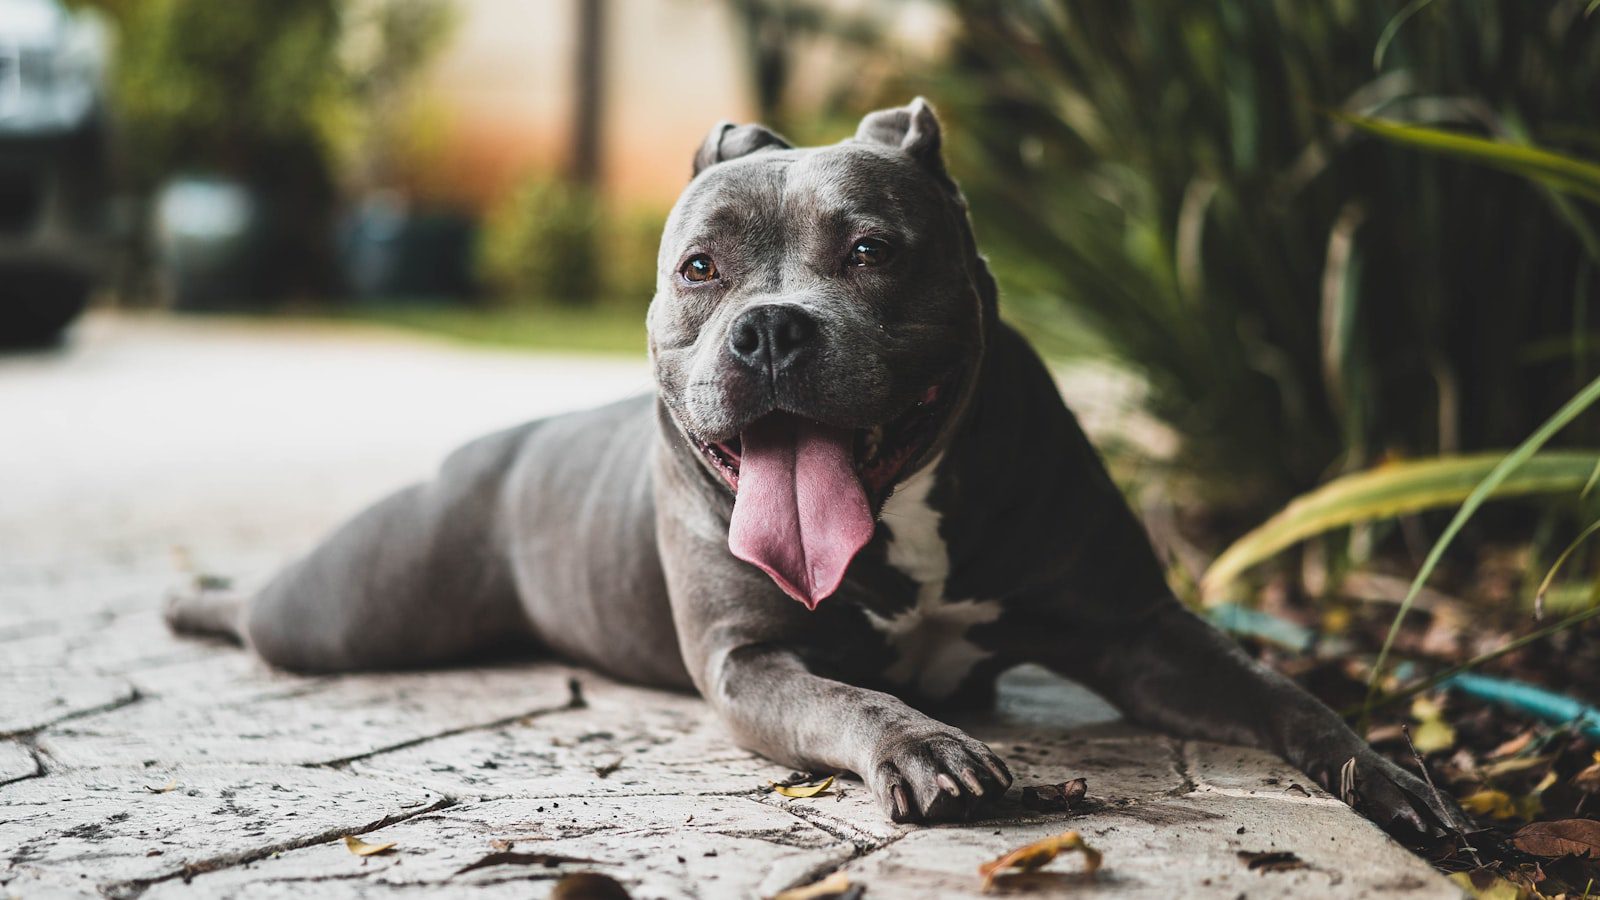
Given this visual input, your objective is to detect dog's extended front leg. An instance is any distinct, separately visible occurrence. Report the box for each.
[654,456,1011,825]
[1037,599,1467,837]
[705,642,1011,822]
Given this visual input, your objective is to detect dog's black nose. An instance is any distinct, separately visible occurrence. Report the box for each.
[728,304,816,373]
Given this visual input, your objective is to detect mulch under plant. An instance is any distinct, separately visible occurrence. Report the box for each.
[1237,549,1600,898]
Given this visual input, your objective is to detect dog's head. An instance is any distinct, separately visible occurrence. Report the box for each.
[648,98,993,609]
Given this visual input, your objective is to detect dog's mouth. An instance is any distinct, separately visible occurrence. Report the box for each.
[696,383,948,497]
[691,381,953,611]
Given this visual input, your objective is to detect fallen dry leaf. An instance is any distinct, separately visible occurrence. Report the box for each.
[978,830,1101,891]
[343,835,397,857]
[1573,751,1600,793]
[1476,754,1554,779]
[1512,819,1600,859]
[771,775,835,798]
[1460,789,1518,820]
[1486,731,1536,760]
[770,870,854,900]
[1020,778,1088,812]
[1238,850,1307,873]
[142,779,178,794]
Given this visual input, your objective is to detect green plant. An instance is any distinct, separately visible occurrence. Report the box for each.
[606,206,669,309]
[1195,127,1600,715]
[478,177,603,307]
[477,176,667,309]
[927,0,1600,515]
[1201,451,1600,600]
[1202,130,1600,602]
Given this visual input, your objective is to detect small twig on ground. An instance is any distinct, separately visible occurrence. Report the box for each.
[1403,723,1481,868]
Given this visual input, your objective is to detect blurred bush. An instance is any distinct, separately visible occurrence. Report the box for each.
[84,0,340,186]
[77,0,453,187]
[929,0,1600,515]
[478,174,664,310]
[70,0,455,302]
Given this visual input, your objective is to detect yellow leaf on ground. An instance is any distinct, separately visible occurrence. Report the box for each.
[1409,696,1456,754]
[771,775,835,798]
[1321,607,1352,635]
[1460,789,1518,820]
[1410,719,1456,754]
[770,870,852,900]
[343,835,397,856]
[978,830,1102,891]
[1448,871,1528,900]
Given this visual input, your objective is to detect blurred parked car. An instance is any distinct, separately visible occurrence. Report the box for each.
[0,0,109,346]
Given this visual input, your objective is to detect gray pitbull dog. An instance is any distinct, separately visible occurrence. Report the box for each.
[169,99,1463,834]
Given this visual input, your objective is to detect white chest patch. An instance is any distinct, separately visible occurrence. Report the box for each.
[864,456,1003,699]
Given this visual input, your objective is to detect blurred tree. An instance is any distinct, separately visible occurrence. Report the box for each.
[68,0,455,302]
[570,0,606,188]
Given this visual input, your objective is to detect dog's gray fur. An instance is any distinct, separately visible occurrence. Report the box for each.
[169,99,1463,833]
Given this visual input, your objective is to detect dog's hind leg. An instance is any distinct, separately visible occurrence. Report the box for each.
[167,426,536,673]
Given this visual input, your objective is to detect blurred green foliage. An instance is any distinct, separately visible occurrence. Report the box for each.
[478,174,664,310]
[78,0,339,186]
[74,0,453,187]
[928,0,1600,514]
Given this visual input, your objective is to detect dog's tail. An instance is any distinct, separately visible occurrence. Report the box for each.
[164,581,246,645]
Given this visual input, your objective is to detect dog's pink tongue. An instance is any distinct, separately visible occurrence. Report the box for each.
[728,413,874,609]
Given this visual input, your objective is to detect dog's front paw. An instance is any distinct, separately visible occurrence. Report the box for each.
[867,726,1012,823]
[1313,747,1469,838]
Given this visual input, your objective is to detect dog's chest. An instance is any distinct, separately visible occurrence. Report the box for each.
[862,459,1002,699]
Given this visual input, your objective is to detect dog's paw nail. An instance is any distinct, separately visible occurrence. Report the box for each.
[984,758,1012,786]
[936,773,961,797]
[890,783,910,820]
[959,768,985,795]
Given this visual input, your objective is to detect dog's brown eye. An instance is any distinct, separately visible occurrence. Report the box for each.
[681,254,718,283]
[848,237,891,267]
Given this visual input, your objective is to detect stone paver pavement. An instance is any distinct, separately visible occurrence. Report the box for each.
[0,314,1458,898]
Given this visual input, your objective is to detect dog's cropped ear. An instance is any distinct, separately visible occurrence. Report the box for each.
[693,122,792,177]
[855,97,947,176]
